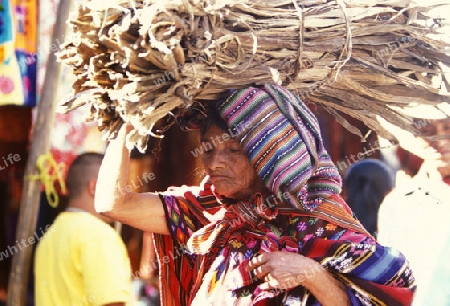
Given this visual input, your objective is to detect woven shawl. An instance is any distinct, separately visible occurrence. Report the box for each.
[152,181,416,306]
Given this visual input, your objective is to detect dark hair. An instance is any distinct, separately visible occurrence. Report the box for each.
[199,101,229,137]
[175,91,233,136]
[66,153,104,200]
[343,159,394,237]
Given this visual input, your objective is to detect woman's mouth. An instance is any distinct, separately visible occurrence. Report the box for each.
[209,175,230,182]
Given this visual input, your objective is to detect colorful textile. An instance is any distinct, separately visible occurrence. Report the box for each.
[0,0,37,107]
[153,179,416,306]
[217,84,341,212]
[187,192,279,256]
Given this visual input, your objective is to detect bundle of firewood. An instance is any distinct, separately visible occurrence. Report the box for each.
[57,0,450,151]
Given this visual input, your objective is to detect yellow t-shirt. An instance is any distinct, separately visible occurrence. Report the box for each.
[35,212,132,305]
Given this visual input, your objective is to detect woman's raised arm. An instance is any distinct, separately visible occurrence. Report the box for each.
[94,123,169,235]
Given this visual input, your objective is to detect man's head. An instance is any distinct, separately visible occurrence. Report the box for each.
[66,153,104,204]
[343,158,394,237]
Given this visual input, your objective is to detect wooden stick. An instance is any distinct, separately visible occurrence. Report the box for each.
[6,0,74,304]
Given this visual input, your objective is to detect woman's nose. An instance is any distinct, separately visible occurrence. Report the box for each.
[207,150,227,170]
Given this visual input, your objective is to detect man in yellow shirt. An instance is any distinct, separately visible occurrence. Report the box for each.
[35,153,132,306]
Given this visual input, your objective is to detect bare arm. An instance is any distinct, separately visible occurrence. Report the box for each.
[249,252,350,306]
[95,124,169,235]
[301,260,350,306]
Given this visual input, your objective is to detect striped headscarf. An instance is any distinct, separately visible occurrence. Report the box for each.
[217,83,342,212]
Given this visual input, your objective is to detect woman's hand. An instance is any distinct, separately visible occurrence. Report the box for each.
[248,251,323,291]
[248,251,350,306]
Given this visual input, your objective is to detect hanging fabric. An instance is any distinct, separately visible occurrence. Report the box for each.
[0,0,37,107]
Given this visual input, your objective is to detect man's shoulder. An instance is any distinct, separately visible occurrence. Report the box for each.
[59,213,124,245]
[81,215,121,235]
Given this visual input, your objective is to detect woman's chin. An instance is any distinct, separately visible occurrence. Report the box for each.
[212,184,239,199]
[212,186,232,198]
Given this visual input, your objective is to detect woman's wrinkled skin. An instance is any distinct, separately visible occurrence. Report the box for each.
[201,124,267,200]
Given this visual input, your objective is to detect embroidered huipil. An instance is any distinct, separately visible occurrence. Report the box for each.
[153,182,416,306]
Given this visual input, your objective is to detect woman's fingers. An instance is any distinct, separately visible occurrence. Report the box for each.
[259,275,277,290]
[247,253,268,271]
[248,254,290,289]
[248,252,314,291]
[252,264,269,279]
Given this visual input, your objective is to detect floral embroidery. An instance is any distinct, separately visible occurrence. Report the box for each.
[308,217,318,225]
[231,240,243,249]
[325,223,337,231]
[267,224,281,238]
[297,221,307,231]
[316,227,324,236]
[246,240,257,249]
[303,234,315,242]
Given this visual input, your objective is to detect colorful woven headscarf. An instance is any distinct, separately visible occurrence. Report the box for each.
[217,84,342,212]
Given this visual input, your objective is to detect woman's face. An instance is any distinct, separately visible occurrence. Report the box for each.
[200,124,267,200]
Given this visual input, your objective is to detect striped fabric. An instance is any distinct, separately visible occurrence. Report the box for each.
[153,180,416,305]
[217,84,341,212]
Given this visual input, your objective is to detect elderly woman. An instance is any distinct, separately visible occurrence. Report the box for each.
[95,84,415,305]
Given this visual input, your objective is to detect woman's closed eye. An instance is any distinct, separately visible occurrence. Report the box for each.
[227,143,243,152]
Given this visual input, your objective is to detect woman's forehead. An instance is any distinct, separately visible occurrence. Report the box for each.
[201,124,232,140]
